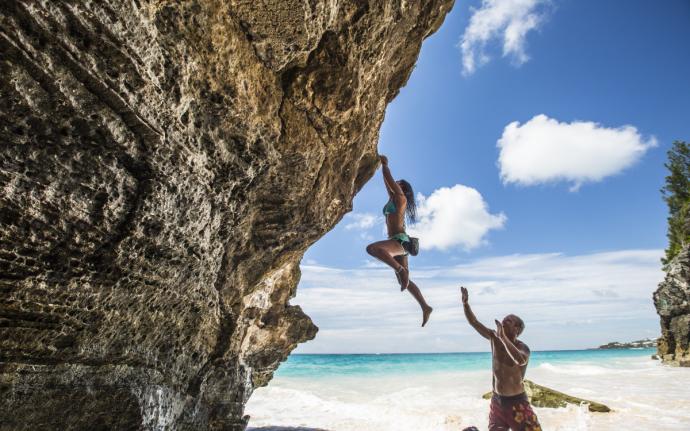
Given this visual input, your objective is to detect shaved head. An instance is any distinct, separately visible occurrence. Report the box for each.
[505,314,525,336]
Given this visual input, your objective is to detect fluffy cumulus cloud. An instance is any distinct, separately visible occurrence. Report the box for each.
[294,250,664,353]
[408,185,506,251]
[460,0,549,75]
[344,212,379,231]
[498,114,657,191]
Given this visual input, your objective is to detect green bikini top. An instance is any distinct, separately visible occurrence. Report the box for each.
[384,200,407,230]
[383,200,397,215]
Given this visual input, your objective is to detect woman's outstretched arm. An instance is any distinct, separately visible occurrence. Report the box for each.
[380,155,404,197]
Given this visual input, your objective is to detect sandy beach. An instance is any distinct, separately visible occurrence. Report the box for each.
[246,350,690,430]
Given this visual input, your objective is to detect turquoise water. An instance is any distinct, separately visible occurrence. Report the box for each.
[275,348,657,378]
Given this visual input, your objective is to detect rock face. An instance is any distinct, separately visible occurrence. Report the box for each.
[482,380,611,413]
[0,1,454,429]
[654,245,690,367]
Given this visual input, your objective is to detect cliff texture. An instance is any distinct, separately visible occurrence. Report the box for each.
[654,245,690,366]
[0,1,454,429]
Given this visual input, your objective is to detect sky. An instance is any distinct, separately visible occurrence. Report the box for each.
[292,0,690,353]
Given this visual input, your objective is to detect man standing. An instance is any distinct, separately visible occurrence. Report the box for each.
[461,286,542,431]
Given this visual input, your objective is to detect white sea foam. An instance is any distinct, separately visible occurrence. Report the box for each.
[246,356,690,430]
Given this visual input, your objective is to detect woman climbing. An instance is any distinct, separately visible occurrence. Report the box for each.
[366,155,433,327]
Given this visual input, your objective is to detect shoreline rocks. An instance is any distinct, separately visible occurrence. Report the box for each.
[653,245,690,367]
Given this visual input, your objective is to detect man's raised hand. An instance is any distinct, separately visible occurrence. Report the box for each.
[461,286,469,304]
[379,154,388,166]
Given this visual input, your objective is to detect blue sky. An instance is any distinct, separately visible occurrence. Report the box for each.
[292,0,690,353]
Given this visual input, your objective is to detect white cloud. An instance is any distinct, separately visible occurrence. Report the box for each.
[460,0,549,75]
[293,250,664,353]
[497,114,657,191]
[363,259,387,268]
[407,185,506,251]
[344,212,380,231]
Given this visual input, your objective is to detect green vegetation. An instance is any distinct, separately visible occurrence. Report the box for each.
[662,140,690,265]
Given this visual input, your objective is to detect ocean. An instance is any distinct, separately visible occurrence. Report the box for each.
[245,348,690,430]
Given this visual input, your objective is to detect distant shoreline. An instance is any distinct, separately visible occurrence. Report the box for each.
[595,339,657,350]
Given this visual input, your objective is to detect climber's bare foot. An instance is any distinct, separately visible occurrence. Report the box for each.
[397,266,409,291]
[422,305,433,327]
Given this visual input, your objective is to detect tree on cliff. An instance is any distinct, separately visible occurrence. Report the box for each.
[662,140,690,265]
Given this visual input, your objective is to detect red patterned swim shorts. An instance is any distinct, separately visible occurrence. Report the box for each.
[489,392,541,431]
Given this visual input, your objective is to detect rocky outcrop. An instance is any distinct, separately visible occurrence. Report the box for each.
[482,380,611,413]
[0,1,454,429]
[654,245,690,366]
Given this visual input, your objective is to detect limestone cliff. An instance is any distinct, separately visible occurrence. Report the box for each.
[654,245,690,366]
[0,1,454,429]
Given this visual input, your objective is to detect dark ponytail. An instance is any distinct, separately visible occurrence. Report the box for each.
[397,179,417,224]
